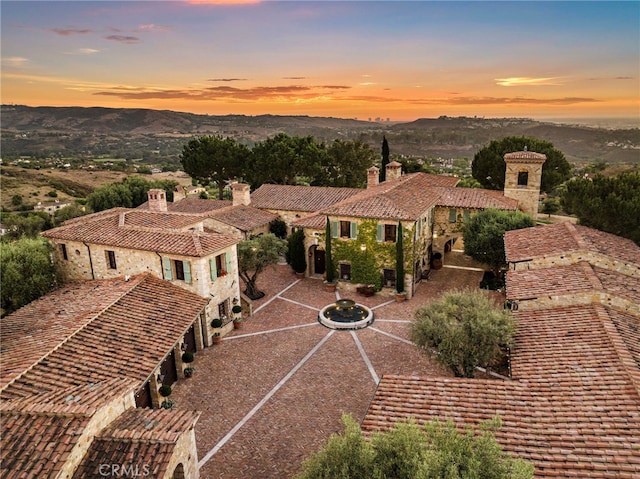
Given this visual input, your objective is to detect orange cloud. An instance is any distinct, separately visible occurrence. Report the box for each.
[495,77,564,87]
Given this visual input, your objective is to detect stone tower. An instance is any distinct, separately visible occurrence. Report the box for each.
[503,149,546,218]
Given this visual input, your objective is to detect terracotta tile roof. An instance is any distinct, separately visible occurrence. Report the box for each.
[504,222,640,265]
[250,184,361,212]
[41,208,238,257]
[0,277,147,391]
[1,408,91,478]
[207,205,278,232]
[322,173,453,220]
[594,266,640,305]
[363,303,640,477]
[435,187,519,210]
[1,274,208,401]
[292,212,326,229]
[0,378,135,479]
[506,262,601,300]
[72,408,200,479]
[608,308,640,370]
[168,198,232,214]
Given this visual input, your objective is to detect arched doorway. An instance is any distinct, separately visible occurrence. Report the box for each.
[310,245,325,276]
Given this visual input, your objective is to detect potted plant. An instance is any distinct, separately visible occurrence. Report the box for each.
[212,332,222,344]
[159,385,172,397]
[232,304,243,329]
[184,366,195,378]
[181,351,194,363]
[211,317,223,328]
[161,399,175,409]
[432,252,443,270]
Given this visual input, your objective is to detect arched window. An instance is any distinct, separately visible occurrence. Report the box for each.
[517,170,529,187]
[171,463,185,479]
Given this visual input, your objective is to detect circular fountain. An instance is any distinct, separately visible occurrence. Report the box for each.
[318,299,374,330]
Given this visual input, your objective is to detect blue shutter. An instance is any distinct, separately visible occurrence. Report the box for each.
[163,257,173,280]
[331,221,339,238]
[183,261,192,284]
[209,257,217,281]
[225,252,232,275]
[376,223,383,242]
[350,222,358,239]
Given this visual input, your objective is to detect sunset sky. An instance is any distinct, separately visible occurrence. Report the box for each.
[2,1,639,121]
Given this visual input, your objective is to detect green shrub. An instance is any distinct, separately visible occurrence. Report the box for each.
[159,385,172,397]
[181,351,194,363]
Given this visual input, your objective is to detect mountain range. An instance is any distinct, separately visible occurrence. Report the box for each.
[1,105,638,164]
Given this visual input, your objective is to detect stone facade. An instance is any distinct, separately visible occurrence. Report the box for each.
[503,151,546,218]
[508,249,640,277]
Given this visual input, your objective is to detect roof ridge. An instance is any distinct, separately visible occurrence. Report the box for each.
[593,303,640,398]
[565,222,588,249]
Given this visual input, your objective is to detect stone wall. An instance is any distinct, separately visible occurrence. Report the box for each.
[509,251,640,278]
[59,391,136,479]
[163,427,200,479]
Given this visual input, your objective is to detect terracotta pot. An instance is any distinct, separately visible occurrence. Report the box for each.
[233,320,243,330]
[325,282,336,292]
[432,258,443,270]
[395,292,406,302]
[295,272,305,279]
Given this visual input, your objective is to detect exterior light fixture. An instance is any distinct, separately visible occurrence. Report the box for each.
[360,244,367,252]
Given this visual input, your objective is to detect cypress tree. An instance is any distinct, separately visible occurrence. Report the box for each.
[380,136,390,182]
[325,217,335,283]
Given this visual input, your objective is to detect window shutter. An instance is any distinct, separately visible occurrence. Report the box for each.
[376,223,383,242]
[183,261,192,284]
[209,257,217,281]
[331,221,339,238]
[449,208,457,222]
[225,252,232,274]
[350,222,358,239]
[163,257,173,280]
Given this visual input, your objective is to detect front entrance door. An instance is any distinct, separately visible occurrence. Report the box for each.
[184,324,196,353]
[160,349,178,386]
[314,248,325,275]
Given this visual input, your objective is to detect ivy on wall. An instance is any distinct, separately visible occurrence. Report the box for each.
[321,219,413,291]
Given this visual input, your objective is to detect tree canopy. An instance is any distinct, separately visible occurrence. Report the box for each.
[86,176,178,212]
[1,238,56,315]
[317,139,373,188]
[296,414,533,479]
[472,136,572,193]
[237,233,287,299]
[248,134,324,188]
[180,135,250,199]
[411,289,516,378]
[561,171,640,245]
[463,209,534,275]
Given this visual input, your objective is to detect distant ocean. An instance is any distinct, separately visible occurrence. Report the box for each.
[538,117,639,130]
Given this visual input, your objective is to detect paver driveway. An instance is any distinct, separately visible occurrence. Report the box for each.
[172,254,491,479]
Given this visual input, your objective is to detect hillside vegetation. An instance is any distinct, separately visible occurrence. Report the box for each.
[2,105,638,165]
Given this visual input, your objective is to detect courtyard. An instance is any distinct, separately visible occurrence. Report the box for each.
[172,252,495,479]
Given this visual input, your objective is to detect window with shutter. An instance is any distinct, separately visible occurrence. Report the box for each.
[331,221,339,238]
[209,257,217,281]
[376,223,383,242]
[163,257,173,280]
[350,222,358,239]
[449,208,457,223]
[183,261,192,284]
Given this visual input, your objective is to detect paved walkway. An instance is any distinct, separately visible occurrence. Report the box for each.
[172,254,493,478]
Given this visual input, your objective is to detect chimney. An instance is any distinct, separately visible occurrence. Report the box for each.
[386,161,402,181]
[367,166,380,189]
[232,183,251,206]
[147,188,167,212]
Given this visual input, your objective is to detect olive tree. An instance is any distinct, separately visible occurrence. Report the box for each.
[237,233,287,300]
[296,414,533,479]
[411,289,516,378]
